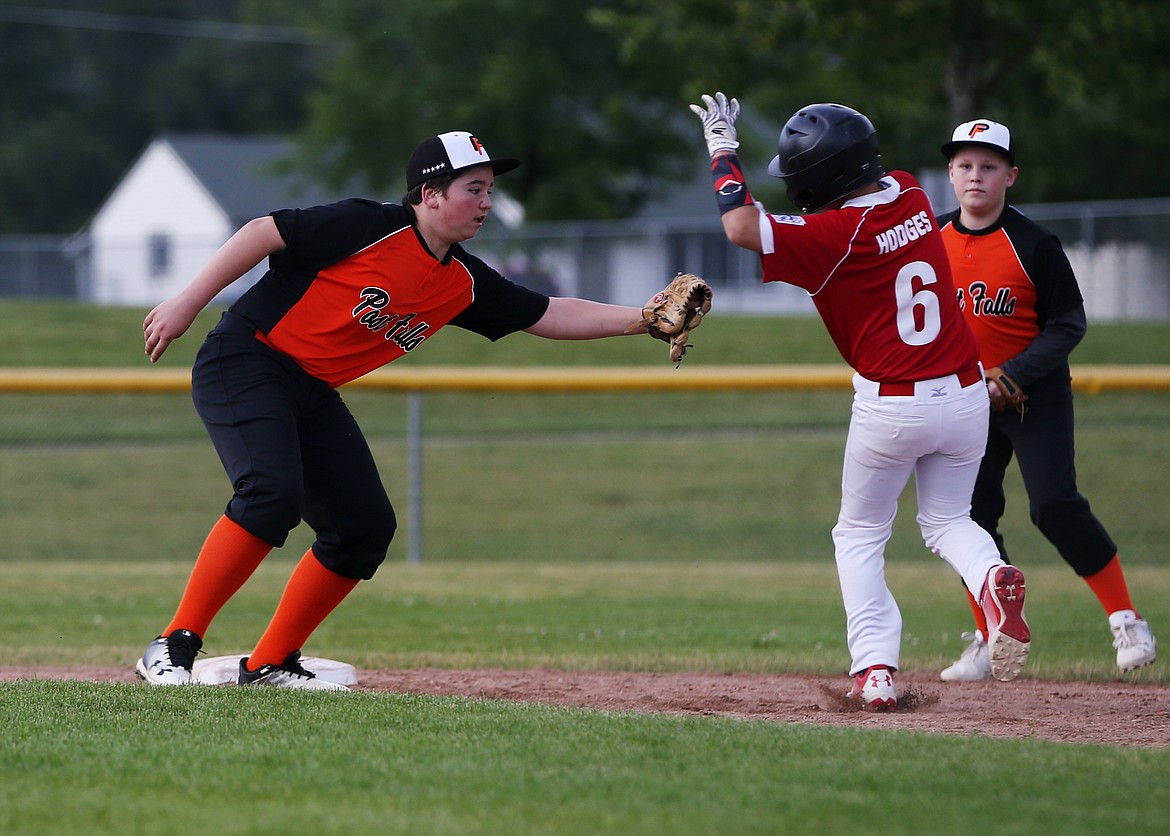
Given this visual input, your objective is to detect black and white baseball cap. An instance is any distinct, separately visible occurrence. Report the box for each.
[941,119,1014,164]
[405,131,521,191]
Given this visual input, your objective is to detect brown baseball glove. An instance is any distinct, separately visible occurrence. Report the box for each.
[985,365,1027,414]
[628,272,713,366]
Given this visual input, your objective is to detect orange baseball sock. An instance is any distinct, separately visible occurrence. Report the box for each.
[243,549,359,671]
[965,587,989,637]
[164,516,273,639]
[1083,554,1137,616]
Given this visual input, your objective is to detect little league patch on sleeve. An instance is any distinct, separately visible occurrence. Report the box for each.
[771,214,807,226]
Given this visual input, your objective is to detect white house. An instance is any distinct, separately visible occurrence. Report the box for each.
[83,134,355,306]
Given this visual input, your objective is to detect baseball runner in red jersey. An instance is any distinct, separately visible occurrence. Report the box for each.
[690,94,1031,710]
[937,119,1156,679]
[135,131,680,690]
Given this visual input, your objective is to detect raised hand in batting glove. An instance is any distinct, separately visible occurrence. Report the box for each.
[689,92,740,157]
[627,272,713,366]
[985,365,1028,414]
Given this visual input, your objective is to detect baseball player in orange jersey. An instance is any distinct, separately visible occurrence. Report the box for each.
[937,119,1156,679]
[690,93,1031,711]
[135,131,675,690]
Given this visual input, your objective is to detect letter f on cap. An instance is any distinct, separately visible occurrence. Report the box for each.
[967,122,992,139]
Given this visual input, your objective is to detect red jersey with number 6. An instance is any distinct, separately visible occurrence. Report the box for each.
[757,170,979,384]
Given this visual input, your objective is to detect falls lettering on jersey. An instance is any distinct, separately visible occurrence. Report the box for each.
[352,286,431,351]
[956,282,1016,317]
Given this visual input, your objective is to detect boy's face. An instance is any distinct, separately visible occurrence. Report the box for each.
[432,164,496,242]
[948,147,1017,216]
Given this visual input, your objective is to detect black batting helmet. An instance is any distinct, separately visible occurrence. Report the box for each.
[768,103,885,213]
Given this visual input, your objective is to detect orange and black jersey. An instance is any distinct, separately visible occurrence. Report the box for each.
[939,205,1085,388]
[229,199,550,388]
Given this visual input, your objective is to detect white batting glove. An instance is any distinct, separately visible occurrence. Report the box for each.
[689,92,740,157]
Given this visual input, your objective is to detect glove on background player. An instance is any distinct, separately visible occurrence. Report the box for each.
[629,272,713,365]
[985,365,1026,412]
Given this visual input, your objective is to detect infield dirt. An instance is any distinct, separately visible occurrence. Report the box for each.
[2,665,1166,748]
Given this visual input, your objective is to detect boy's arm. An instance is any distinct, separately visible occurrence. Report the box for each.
[524,297,645,340]
[143,216,286,362]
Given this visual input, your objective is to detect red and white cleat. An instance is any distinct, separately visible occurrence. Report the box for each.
[849,665,897,711]
[981,565,1030,682]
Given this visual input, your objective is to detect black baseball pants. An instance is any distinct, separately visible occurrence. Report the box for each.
[191,312,397,580]
[970,382,1116,577]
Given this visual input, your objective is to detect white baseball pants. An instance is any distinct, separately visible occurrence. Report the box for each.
[832,371,1005,675]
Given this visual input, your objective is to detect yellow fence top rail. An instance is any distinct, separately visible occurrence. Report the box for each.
[1,365,1170,394]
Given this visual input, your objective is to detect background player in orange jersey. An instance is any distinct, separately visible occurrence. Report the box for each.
[136,131,677,690]
[937,119,1156,679]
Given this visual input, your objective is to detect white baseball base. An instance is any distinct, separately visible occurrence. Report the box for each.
[192,655,359,686]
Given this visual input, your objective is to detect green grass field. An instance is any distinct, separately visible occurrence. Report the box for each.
[2,302,1169,834]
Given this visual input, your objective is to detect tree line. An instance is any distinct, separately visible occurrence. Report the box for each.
[3,0,1168,235]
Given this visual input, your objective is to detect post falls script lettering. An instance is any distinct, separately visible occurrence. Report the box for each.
[352,287,431,351]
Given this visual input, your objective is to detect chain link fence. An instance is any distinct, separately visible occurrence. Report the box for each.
[0,235,79,298]
[5,197,1170,319]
